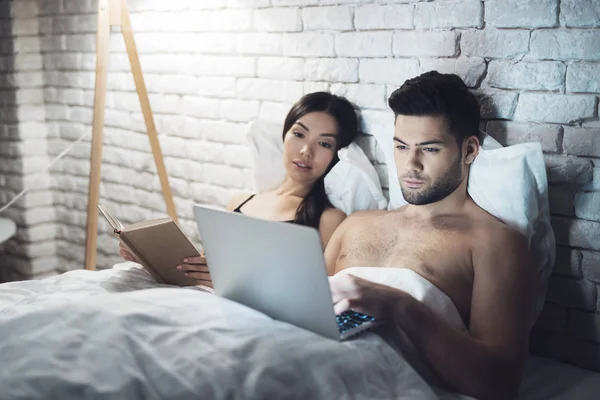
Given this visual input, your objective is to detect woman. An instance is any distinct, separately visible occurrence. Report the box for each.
[121,92,359,286]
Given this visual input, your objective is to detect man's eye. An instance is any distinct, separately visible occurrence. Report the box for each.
[320,142,332,149]
[395,145,408,150]
[293,132,304,138]
[424,148,439,153]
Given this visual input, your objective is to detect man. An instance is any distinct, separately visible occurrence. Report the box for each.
[325,71,535,400]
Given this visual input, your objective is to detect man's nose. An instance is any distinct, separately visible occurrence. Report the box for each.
[405,149,423,172]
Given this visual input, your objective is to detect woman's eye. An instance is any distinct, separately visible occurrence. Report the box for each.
[319,142,332,149]
[293,132,304,138]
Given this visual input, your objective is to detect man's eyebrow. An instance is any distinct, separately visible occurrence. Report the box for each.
[393,137,445,146]
[416,140,445,146]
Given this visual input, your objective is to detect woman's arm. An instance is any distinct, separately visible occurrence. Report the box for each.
[318,208,346,249]
[180,192,252,286]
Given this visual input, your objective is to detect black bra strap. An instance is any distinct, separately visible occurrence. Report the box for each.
[233,194,255,212]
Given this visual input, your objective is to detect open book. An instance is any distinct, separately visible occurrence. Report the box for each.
[98,205,200,286]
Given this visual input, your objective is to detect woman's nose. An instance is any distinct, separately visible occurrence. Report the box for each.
[300,144,312,158]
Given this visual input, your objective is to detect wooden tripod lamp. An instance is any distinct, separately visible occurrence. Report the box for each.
[84,0,178,270]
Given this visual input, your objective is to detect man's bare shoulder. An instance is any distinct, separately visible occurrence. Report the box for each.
[469,205,531,270]
[469,202,527,250]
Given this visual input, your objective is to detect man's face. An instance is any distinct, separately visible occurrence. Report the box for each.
[393,115,466,205]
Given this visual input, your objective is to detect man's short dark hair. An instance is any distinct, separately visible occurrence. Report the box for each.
[388,71,481,145]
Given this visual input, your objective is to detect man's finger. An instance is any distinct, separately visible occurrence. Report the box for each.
[334,298,352,315]
[329,275,359,303]
[330,285,346,304]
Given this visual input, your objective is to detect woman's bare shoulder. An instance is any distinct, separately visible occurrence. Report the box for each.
[226,192,254,211]
[319,207,347,248]
[321,207,346,225]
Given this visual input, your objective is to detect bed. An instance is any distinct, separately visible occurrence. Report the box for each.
[1,263,598,399]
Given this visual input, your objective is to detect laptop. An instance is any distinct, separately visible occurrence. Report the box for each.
[193,204,380,341]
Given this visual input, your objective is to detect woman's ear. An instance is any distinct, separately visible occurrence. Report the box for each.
[464,135,480,165]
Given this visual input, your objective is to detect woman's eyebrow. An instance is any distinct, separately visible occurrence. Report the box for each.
[320,133,338,140]
[295,121,310,131]
[295,122,337,139]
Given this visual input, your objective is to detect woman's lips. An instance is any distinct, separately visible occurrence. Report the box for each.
[293,161,312,170]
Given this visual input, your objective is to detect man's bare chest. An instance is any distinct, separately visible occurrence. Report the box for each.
[336,217,475,318]
[342,221,466,263]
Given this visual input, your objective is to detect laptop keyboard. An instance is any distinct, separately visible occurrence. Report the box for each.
[336,310,376,334]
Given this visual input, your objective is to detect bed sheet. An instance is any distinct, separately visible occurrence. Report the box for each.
[2,263,595,399]
[0,263,455,400]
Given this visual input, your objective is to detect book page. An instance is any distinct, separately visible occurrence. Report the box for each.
[125,218,172,231]
[98,205,125,231]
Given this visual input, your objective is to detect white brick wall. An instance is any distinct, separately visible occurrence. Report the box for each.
[0,0,56,282]
[414,0,483,29]
[486,0,559,29]
[354,4,412,30]
[0,0,599,372]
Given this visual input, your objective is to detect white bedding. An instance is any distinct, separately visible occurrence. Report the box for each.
[0,263,459,400]
[1,264,598,399]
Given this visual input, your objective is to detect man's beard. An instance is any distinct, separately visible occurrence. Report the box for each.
[399,154,464,206]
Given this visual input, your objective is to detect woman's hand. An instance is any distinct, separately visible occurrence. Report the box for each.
[178,254,212,288]
[119,242,138,262]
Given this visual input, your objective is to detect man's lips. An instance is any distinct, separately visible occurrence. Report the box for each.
[403,179,425,188]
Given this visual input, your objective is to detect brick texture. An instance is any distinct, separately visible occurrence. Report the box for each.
[486,0,558,28]
[1,0,599,374]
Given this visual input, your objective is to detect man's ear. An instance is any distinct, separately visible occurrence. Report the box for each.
[463,135,480,165]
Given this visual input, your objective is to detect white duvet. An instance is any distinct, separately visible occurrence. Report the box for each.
[0,263,468,400]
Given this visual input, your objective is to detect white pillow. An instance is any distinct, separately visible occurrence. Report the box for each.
[372,127,555,327]
[248,121,285,193]
[324,142,388,214]
[247,120,387,215]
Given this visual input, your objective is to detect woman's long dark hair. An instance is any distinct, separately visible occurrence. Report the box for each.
[282,92,358,229]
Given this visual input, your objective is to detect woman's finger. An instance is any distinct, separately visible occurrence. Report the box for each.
[178,264,209,273]
[120,249,136,262]
[183,255,206,265]
[185,271,211,281]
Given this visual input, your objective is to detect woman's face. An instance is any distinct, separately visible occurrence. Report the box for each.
[282,111,339,185]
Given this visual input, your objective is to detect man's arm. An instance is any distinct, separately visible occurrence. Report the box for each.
[331,228,536,400]
[398,228,534,399]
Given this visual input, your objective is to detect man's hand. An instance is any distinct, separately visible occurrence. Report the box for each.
[329,273,405,318]
[178,255,213,288]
